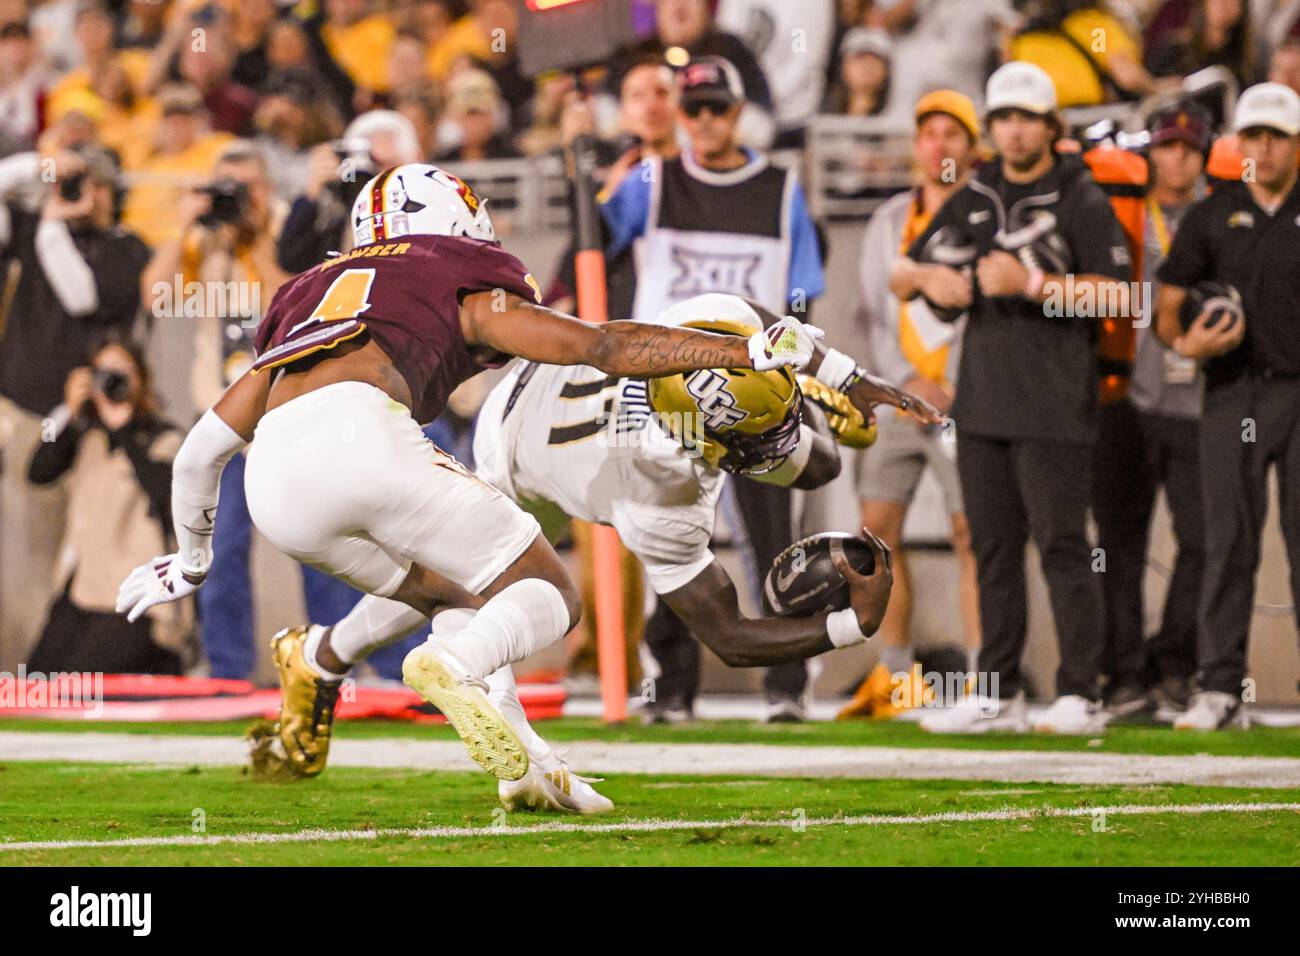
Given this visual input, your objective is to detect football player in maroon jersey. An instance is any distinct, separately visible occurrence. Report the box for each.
[117,163,827,783]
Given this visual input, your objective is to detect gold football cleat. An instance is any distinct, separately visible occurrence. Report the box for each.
[248,626,342,780]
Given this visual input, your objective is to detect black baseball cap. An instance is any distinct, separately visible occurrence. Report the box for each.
[677,56,745,109]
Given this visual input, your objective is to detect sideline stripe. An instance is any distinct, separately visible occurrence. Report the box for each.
[3,731,1298,788]
[3,802,1296,854]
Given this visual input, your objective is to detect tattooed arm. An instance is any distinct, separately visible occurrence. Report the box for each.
[460,292,814,376]
[804,347,944,425]
[739,297,944,425]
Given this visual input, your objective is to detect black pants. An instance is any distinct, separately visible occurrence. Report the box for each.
[1092,399,1203,685]
[958,431,1103,700]
[643,478,806,708]
[734,480,808,703]
[642,599,698,712]
[1197,373,1300,695]
[26,587,183,675]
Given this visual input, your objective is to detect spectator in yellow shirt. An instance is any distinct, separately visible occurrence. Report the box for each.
[46,2,151,124]
[320,0,396,99]
[78,60,161,171]
[120,85,235,248]
[1009,1,1158,107]
[421,0,491,81]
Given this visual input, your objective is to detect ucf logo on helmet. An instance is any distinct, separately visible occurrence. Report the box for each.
[686,370,748,431]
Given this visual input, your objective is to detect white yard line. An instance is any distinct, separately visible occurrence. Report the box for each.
[2,801,1296,854]
[1,730,1298,787]
[572,697,1300,727]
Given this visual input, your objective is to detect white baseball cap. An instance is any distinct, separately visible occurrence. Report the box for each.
[985,61,1057,117]
[1232,82,1300,136]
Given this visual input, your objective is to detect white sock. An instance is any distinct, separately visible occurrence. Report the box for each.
[430,607,476,639]
[485,666,553,762]
[428,578,570,680]
[330,595,428,665]
[428,608,555,761]
[302,624,348,681]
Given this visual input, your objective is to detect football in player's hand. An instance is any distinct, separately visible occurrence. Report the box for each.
[764,532,876,617]
[1180,281,1243,333]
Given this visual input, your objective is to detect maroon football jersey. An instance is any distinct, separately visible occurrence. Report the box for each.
[252,234,541,423]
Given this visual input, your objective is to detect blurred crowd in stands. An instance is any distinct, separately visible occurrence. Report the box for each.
[0,0,1297,730]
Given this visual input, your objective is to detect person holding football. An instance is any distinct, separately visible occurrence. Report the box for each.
[113,163,857,790]
[250,293,939,813]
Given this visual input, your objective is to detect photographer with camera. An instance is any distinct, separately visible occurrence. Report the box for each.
[0,144,151,665]
[119,84,237,249]
[24,337,189,674]
[276,109,421,274]
[140,140,290,412]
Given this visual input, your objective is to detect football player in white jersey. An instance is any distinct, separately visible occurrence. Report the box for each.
[256,293,940,813]
[115,164,829,792]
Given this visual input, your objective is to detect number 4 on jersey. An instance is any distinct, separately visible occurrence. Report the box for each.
[291,268,377,336]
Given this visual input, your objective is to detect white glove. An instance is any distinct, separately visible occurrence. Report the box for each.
[116,554,204,623]
[747,316,824,372]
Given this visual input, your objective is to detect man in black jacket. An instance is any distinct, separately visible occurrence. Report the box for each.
[1155,83,1300,730]
[891,62,1132,734]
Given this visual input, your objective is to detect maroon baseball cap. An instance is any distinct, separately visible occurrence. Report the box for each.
[1148,104,1212,153]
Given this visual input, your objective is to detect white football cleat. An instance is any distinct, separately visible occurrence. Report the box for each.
[402,645,529,781]
[1030,694,1110,735]
[919,692,1028,734]
[1174,691,1249,730]
[499,751,614,815]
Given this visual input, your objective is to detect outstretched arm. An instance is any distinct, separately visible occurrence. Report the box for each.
[806,344,944,426]
[116,371,267,621]
[460,291,819,376]
[660,531,893,667]
[741,298,944,425]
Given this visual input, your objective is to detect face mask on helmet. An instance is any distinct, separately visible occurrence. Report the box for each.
[351,163,496,247]
[710,393,803,474]
[647,316,803,475]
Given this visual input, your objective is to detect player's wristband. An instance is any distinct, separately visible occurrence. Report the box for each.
[826,608,866,648]
[815,348,866,394]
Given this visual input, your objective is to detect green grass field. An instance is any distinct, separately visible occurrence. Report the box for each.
[1,716,1297,866]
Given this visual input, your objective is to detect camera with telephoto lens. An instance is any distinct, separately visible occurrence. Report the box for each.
[197,177,251,227]
[328,137,377,208]
[91,368,131,403]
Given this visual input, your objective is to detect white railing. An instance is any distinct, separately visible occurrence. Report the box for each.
[804,114,915,221]
[438,154,572,236]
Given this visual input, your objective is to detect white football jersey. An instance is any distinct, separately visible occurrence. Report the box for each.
[474,359,723,594]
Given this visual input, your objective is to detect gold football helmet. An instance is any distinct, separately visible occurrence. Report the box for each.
[648,317,802,474]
